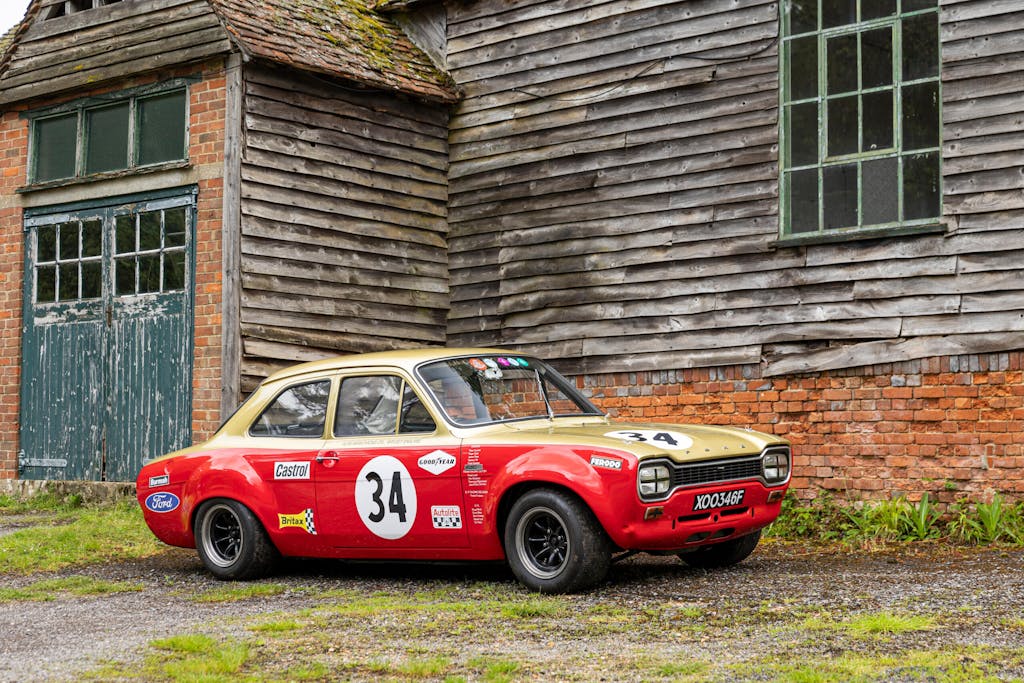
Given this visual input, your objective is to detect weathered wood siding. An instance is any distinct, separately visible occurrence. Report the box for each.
[444,0,1024,376]
[0,0,232,104]
[238,63,450,390]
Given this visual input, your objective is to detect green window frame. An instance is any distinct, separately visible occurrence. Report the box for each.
[28,82,189,185]
[780,0,942,240]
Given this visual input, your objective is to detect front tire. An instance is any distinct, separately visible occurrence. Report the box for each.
[194,499,278,580]
[504,488,610,593]
[678,529,761,569]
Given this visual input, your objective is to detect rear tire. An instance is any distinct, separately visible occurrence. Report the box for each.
[504,488,610,593]
[194,499,278,580]
[678,529,761,569]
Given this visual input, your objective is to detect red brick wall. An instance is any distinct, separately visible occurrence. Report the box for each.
[579,352,1024,502]
[0,59,228,479]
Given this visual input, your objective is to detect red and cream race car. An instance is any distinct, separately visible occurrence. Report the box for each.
[137,349,790,593]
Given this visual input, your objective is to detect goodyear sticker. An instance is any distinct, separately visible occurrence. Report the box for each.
[278,509,317,535]
[431,505,462,529]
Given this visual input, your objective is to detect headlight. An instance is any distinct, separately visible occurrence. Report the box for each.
[638,463,671,498]
[762,448,790,484]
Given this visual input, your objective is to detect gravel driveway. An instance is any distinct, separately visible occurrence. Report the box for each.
[3,538,1024,682]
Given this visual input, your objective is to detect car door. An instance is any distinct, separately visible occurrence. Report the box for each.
[314,372,468,551]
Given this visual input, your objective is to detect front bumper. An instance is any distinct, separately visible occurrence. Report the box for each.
[613,479,786,552]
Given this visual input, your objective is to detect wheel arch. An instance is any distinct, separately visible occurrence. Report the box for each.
[496,481,612,553]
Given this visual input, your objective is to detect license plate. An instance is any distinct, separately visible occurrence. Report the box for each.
[693,489,745,512]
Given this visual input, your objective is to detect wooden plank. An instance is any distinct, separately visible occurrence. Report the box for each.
[240,252,448,295]
[901,310,1024,336]
[945,112,1024,141]
[240,307,446,344]
[804,230,1024,268]
[239,235,448,281]
[562,345,764,376]
[944,92,1024,124]
[944,189,1024,215]
[944,130,1024,160]
[241,289,446,328]
[220,52,244,415]
[241,271,448,311]
[957,249,1024,273]
[241,322,437,355]
[945,167,1024,195]
[854,270,1024,300]
[943,31,1024,63]
[940,0,1024,23]
[22,0,194,40]
[242,339,336,364]
[763,332,1024,377]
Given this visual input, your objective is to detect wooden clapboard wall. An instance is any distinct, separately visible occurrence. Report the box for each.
[443,0,1024,377]
[237,64,450,390]
[0,0,232,104]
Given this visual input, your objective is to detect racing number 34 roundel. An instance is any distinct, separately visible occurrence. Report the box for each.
[355,456,418,539]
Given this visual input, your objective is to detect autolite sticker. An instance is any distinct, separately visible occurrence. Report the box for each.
[278,509,317,534]
[431,505,462,529]
[274,462,310,480]
[418,450,456,475]
[589,455,623,470]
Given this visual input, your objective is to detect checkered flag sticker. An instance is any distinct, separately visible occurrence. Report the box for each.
[304,508,317,535]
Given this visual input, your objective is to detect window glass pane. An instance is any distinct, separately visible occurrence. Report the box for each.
[37,225,57,262]
[164,208,187,247]
[827,34,858,94]
[58,263,79,301]
[789,103,819,166]
[58,222,79,260]
[861,27,892,89]
[862,157,898,225]
[790,169,819,233]
[789,36,818,100]
[163,251,185,291]
[822,0,856,28]
[35,114,77,182]
[823,163,858,229]
[400,383,436,433]
[902,81,940,151]
[139,211,161,251]
[36,266,56,303]
[828,95,858,156]
[335,376,402,437]
[788,0,817,34]
[85,103,129,174]
[862,0,895,20]
[863,90,893,151]
[116,215,135,254]
[82,220,102,258]
[251,381,331,438]
[81,261,101,299]
[137,90,186,166]
[904,152,940,220]
[903,0,937,11]
[902,13,939,81]
[138,254,161,293]
[116,258,135,295]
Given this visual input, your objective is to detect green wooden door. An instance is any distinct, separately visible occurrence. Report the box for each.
[20,192,195,481]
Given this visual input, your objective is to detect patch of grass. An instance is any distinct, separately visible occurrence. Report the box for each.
[0,575,142,602]
[0,491,83,513]
[0,503,165,574]
[248,618,302,633]
[500,597,564,619]
[803,610,935,638]
[152,634,249,681]
[193,582,287,603]
[653,661,709,679]
[395,656,451,677]
[468,656,522,683]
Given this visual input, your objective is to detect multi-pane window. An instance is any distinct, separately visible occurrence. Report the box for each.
[31,87,187,184]
[114,207,188,296]
[34,219,104,303]
[781,0,941,237]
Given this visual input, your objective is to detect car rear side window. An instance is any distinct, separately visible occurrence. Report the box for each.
[334,375,436,437]
[249,380,331,438]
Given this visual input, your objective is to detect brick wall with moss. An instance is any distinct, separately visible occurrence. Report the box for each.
[577,352,1024,502]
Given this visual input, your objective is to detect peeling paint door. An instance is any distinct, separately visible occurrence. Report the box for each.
[20,192,195,481]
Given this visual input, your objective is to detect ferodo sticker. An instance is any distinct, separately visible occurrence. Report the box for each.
[278,508,317,534]
[431,505,462,529]
[355,456,417,539]
[589,455,623,470]
[604,430,694,450]
[144,492,179,513]
[418,450,456,476]
[274,461,310,480]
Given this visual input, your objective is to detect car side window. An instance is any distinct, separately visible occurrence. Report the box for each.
[335,375,436,437]
[249,380,331,438]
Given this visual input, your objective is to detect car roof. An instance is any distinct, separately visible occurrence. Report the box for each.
[263,347,516,384]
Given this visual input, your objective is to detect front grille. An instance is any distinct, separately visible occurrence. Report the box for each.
[670,456,762,488]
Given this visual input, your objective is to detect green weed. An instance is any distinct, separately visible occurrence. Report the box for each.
[193,583,287,603]
[0,575,142,602]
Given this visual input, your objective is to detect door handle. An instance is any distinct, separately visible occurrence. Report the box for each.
[316,451,341,464]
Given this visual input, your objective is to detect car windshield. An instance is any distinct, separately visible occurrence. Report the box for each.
[417,355,603,426]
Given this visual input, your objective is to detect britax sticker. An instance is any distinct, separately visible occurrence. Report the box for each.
[278,508,317,534]
[148,474,170,487]
[431,505,462,529]
[144,492,180,513]
[418,450,456,476]
[274,461,310,480]
[589,455,623,470]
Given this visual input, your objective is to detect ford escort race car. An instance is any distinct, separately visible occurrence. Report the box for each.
[137,349,791,593]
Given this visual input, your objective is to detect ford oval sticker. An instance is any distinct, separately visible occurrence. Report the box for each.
[145,492,180,513]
